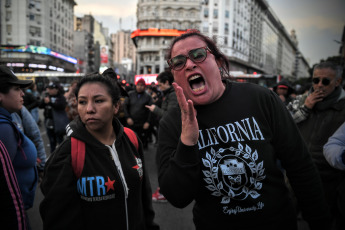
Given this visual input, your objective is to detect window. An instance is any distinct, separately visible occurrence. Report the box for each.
[225,23,229,34]
[5,0,11,7]
[6,24,12,34]
[225,10,229,18]
[213,9,218,19]
[6,11,12,21]
[204,8,208,18]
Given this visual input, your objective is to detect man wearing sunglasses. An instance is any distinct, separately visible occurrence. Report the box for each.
[287,61,345,229]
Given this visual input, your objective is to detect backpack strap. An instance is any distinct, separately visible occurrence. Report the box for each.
[70,128,137,179]
[124,127,138,152]
[71,137,85,178]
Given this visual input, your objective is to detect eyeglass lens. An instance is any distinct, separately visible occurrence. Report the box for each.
[169,47,207,70]
[312,78,331,86]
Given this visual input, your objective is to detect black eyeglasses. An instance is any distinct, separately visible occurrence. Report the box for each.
[167,47,211,71]
[312,77,331,86]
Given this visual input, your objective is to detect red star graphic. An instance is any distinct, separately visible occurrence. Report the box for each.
[132,165,139,169]
[104,177,115,192]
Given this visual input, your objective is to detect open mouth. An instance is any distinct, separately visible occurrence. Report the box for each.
[189,75,205,92]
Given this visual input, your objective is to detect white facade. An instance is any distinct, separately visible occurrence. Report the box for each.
[135,0,202,74]
[1,0,76,72]
[1,0,75,55]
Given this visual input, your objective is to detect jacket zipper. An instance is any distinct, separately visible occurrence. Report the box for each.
[106,144,129,230]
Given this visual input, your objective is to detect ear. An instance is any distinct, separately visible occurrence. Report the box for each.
[335,78,342,87]
[114,102,120,115]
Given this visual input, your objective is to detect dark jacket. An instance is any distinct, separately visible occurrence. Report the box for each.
[124,91,152,125]
[40,117,159,230]
[295,87,345,223]
[152,87,178,118]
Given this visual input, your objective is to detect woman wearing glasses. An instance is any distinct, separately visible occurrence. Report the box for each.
[157,30,331,229]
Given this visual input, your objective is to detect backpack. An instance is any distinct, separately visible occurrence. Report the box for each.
[71,127,138,178]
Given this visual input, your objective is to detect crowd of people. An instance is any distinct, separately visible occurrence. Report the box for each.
[0,29,344,230]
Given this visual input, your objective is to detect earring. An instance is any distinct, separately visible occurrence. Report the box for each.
[219,67,224,77]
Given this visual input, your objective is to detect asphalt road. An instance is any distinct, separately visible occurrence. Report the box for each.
[27,110,194,230]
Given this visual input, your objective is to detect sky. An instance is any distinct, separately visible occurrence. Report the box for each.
[74,0,345,66]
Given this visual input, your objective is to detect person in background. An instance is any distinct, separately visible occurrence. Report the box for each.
[148,87,163,145]
[27,83,41,124]
[157,30,331,230]
[39,82,68,153]
[40,73,159,230]
[146,70,179,202]
[287,62,345,229]
[324,121,345,170]
[11,106,47,182]
[64,80,79,121]
[323,122,345,229]
[124,78,153,149]
[0,66,38,229]
[272,80,295,105]
[0,140,28,230]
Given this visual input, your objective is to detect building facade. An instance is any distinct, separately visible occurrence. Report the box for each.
[133,0,202,74]
[0,0,77,72]
[133,0,310,80]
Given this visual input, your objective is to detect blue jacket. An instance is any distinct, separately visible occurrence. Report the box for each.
[11,106,47,170]
[0,107,38,210]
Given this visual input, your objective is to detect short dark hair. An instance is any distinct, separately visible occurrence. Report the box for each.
[157,70,174,85]
[0,83,13,94]
[74,73,121,105]
[166,29,230,79]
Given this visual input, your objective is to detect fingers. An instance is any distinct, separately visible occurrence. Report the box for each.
[173,82,189,112]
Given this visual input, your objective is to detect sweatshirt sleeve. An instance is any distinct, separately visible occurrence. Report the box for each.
[268,91,332,229]
[39,141,83,230]
[0,140,27,230]
[157,108,201,208]
[323,122,345,171]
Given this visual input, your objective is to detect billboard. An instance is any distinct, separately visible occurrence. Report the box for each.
[134,74,158,85]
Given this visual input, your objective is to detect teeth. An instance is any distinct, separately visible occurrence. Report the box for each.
[189,75,201,81]
[193,85,205,92]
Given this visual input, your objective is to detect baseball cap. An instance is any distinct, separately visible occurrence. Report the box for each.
[0,66,33,88]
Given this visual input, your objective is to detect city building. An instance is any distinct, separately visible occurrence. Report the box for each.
[111,30,136,72]
[133,0,202,74]
[132,0,310,81]
[0,0,77,73]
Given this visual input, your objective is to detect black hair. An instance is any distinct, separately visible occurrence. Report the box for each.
[166,29,231,79]
[0,83,13,94]
[157,70,174,85]
[74,73,121,105]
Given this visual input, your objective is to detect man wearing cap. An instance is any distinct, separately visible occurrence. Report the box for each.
[287,61,345,229]
[39,81,68,153]
[273,80,295,105]
[124,78,153,149]
[0,66,38,228]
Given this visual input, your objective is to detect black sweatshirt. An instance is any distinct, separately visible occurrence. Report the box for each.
[40,117,159,230]
[157,81,331,230]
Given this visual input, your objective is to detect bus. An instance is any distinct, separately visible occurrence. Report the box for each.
[229,72,282,88]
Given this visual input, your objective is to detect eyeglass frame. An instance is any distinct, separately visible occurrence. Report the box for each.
[312,77,332,86]
[167,47,211,71]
